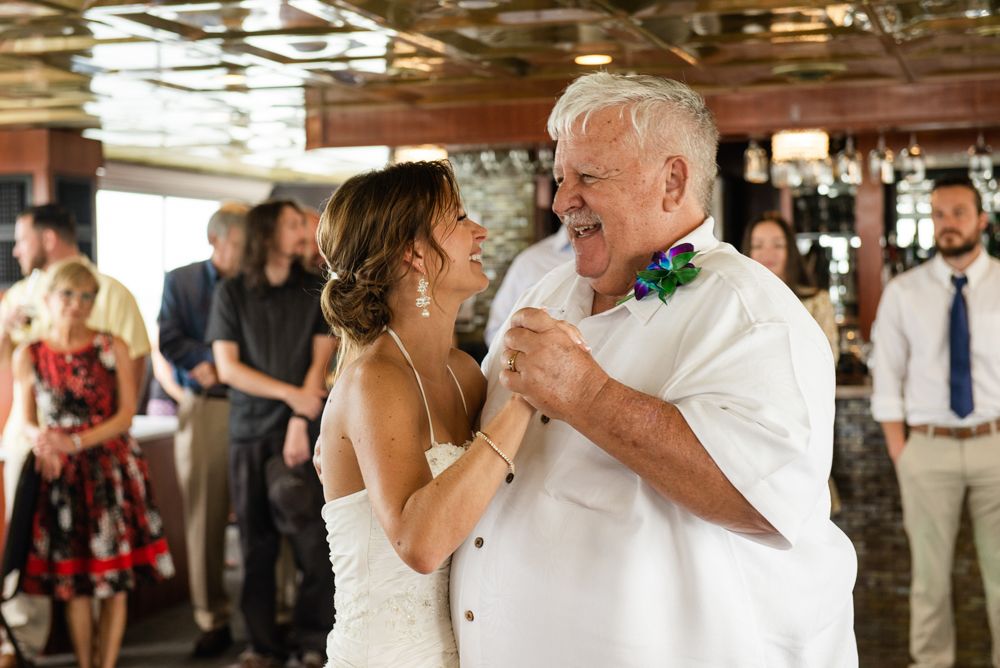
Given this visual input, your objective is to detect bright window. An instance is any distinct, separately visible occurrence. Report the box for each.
[95,191,218,334]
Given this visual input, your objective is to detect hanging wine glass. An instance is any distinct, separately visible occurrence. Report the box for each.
[969,132,993,183]
[771,160,802,188]
[834,136,863,185]
[536,147,554,176]
[900,134,926,184]
[868,134,895,184]
[743,140,769,184]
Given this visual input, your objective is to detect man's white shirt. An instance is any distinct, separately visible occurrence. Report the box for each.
[452,217,858,667]
[871,249,1000,427]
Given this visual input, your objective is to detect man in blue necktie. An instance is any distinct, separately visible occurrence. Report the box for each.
[872,175,1000,668]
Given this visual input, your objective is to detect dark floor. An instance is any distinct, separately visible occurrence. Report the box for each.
[34,603,247,668]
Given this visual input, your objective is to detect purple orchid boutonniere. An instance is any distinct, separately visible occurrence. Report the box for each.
[616,243,702,306]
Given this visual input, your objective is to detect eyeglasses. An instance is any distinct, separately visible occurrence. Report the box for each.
[56,289,97,304]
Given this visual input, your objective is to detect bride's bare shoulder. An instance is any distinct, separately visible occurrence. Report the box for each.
[328,345,421,415]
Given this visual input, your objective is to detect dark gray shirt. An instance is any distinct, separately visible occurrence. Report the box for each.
[206,268,329,441]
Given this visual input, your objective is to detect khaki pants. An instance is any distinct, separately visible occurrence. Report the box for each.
[897,429,1000,668]
[175,389,232,632]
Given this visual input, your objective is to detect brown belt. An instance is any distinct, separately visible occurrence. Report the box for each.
[910,419,1000,440]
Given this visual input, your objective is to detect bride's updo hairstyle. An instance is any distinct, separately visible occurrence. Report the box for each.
[318,160,463,380]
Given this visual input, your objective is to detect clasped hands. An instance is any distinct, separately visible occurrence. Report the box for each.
[499,307,606,422]
[32,430,76,481]
[284,384,327,468]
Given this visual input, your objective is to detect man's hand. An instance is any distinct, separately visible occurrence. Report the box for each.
[499,307,603,422]
[2,305,31,334]
[881,421,907,464]
[283,417,312,467]
[189,361,219,388]
[285,385,327,420]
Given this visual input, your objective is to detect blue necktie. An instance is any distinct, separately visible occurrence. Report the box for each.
[950,275,974,418]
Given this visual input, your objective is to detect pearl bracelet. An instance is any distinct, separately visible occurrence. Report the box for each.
[475,430,514,483]
[71,433,82,451]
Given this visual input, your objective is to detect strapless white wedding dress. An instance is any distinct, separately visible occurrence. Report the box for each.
[323,329,468,668]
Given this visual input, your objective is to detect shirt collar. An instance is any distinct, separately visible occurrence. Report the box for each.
[205,258,221,284]
[930,246,990,289]
[540,216,720,327]
[622,217,720,327]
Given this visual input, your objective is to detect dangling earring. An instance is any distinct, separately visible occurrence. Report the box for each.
[416,264,431,317]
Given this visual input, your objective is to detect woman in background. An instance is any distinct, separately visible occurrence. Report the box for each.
[743,211,840,363]
[14,261,173,668]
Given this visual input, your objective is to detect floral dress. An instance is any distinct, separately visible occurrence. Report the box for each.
[22,333,174,600]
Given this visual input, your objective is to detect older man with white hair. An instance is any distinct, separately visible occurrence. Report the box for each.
[451,73,858,666]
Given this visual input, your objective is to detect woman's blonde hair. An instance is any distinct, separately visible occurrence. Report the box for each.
[318,160,463,382]
[47,260,99,296]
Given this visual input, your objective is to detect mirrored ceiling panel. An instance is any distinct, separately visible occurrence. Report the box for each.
[2,0,999,181]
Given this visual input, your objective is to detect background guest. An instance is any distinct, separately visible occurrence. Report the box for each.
[743,210,840,363]
[14,260,173,668]
[871,176,1000,668]
[208,199,335,668]
[0,204,150,667]
[158,202,248,657]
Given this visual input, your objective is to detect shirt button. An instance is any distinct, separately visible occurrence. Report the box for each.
[474,537,484,548]
[540,415,550,424]
[465,610,474,621]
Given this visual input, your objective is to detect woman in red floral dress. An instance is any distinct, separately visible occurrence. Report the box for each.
[12,260,174,668]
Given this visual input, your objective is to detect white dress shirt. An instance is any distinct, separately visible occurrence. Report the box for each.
[871,249,1000,427]
[484,227,575,346]
[452,218,858,667]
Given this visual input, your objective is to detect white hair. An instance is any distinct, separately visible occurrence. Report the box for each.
[547,72,720,215]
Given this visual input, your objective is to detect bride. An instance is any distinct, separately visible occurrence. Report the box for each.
[314,160,586,667]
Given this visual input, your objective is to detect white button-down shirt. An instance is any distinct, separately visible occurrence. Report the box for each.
[871,249,1000,427]
[452,218,858,667]
[484,227,575,346]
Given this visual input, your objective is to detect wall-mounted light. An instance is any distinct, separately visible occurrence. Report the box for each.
[394,145,449,163]
[574,54,612,66]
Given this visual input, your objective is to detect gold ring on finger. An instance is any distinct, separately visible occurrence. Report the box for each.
[508,350,520,373]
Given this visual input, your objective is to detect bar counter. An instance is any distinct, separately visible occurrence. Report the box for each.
[833,385,991,667]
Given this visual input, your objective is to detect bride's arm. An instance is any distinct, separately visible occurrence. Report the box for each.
[334,354,533,575]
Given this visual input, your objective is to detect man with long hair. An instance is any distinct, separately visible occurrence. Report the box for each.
[158,202,247,657]
[207,199,335,668]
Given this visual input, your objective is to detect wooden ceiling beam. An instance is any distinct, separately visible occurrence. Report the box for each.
[307,77,1000,148]
[707,78,1000,137]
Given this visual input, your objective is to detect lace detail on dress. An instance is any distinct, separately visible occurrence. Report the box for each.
[425,443,468,478]
[385,577,452,642]
[333,590,369,641]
